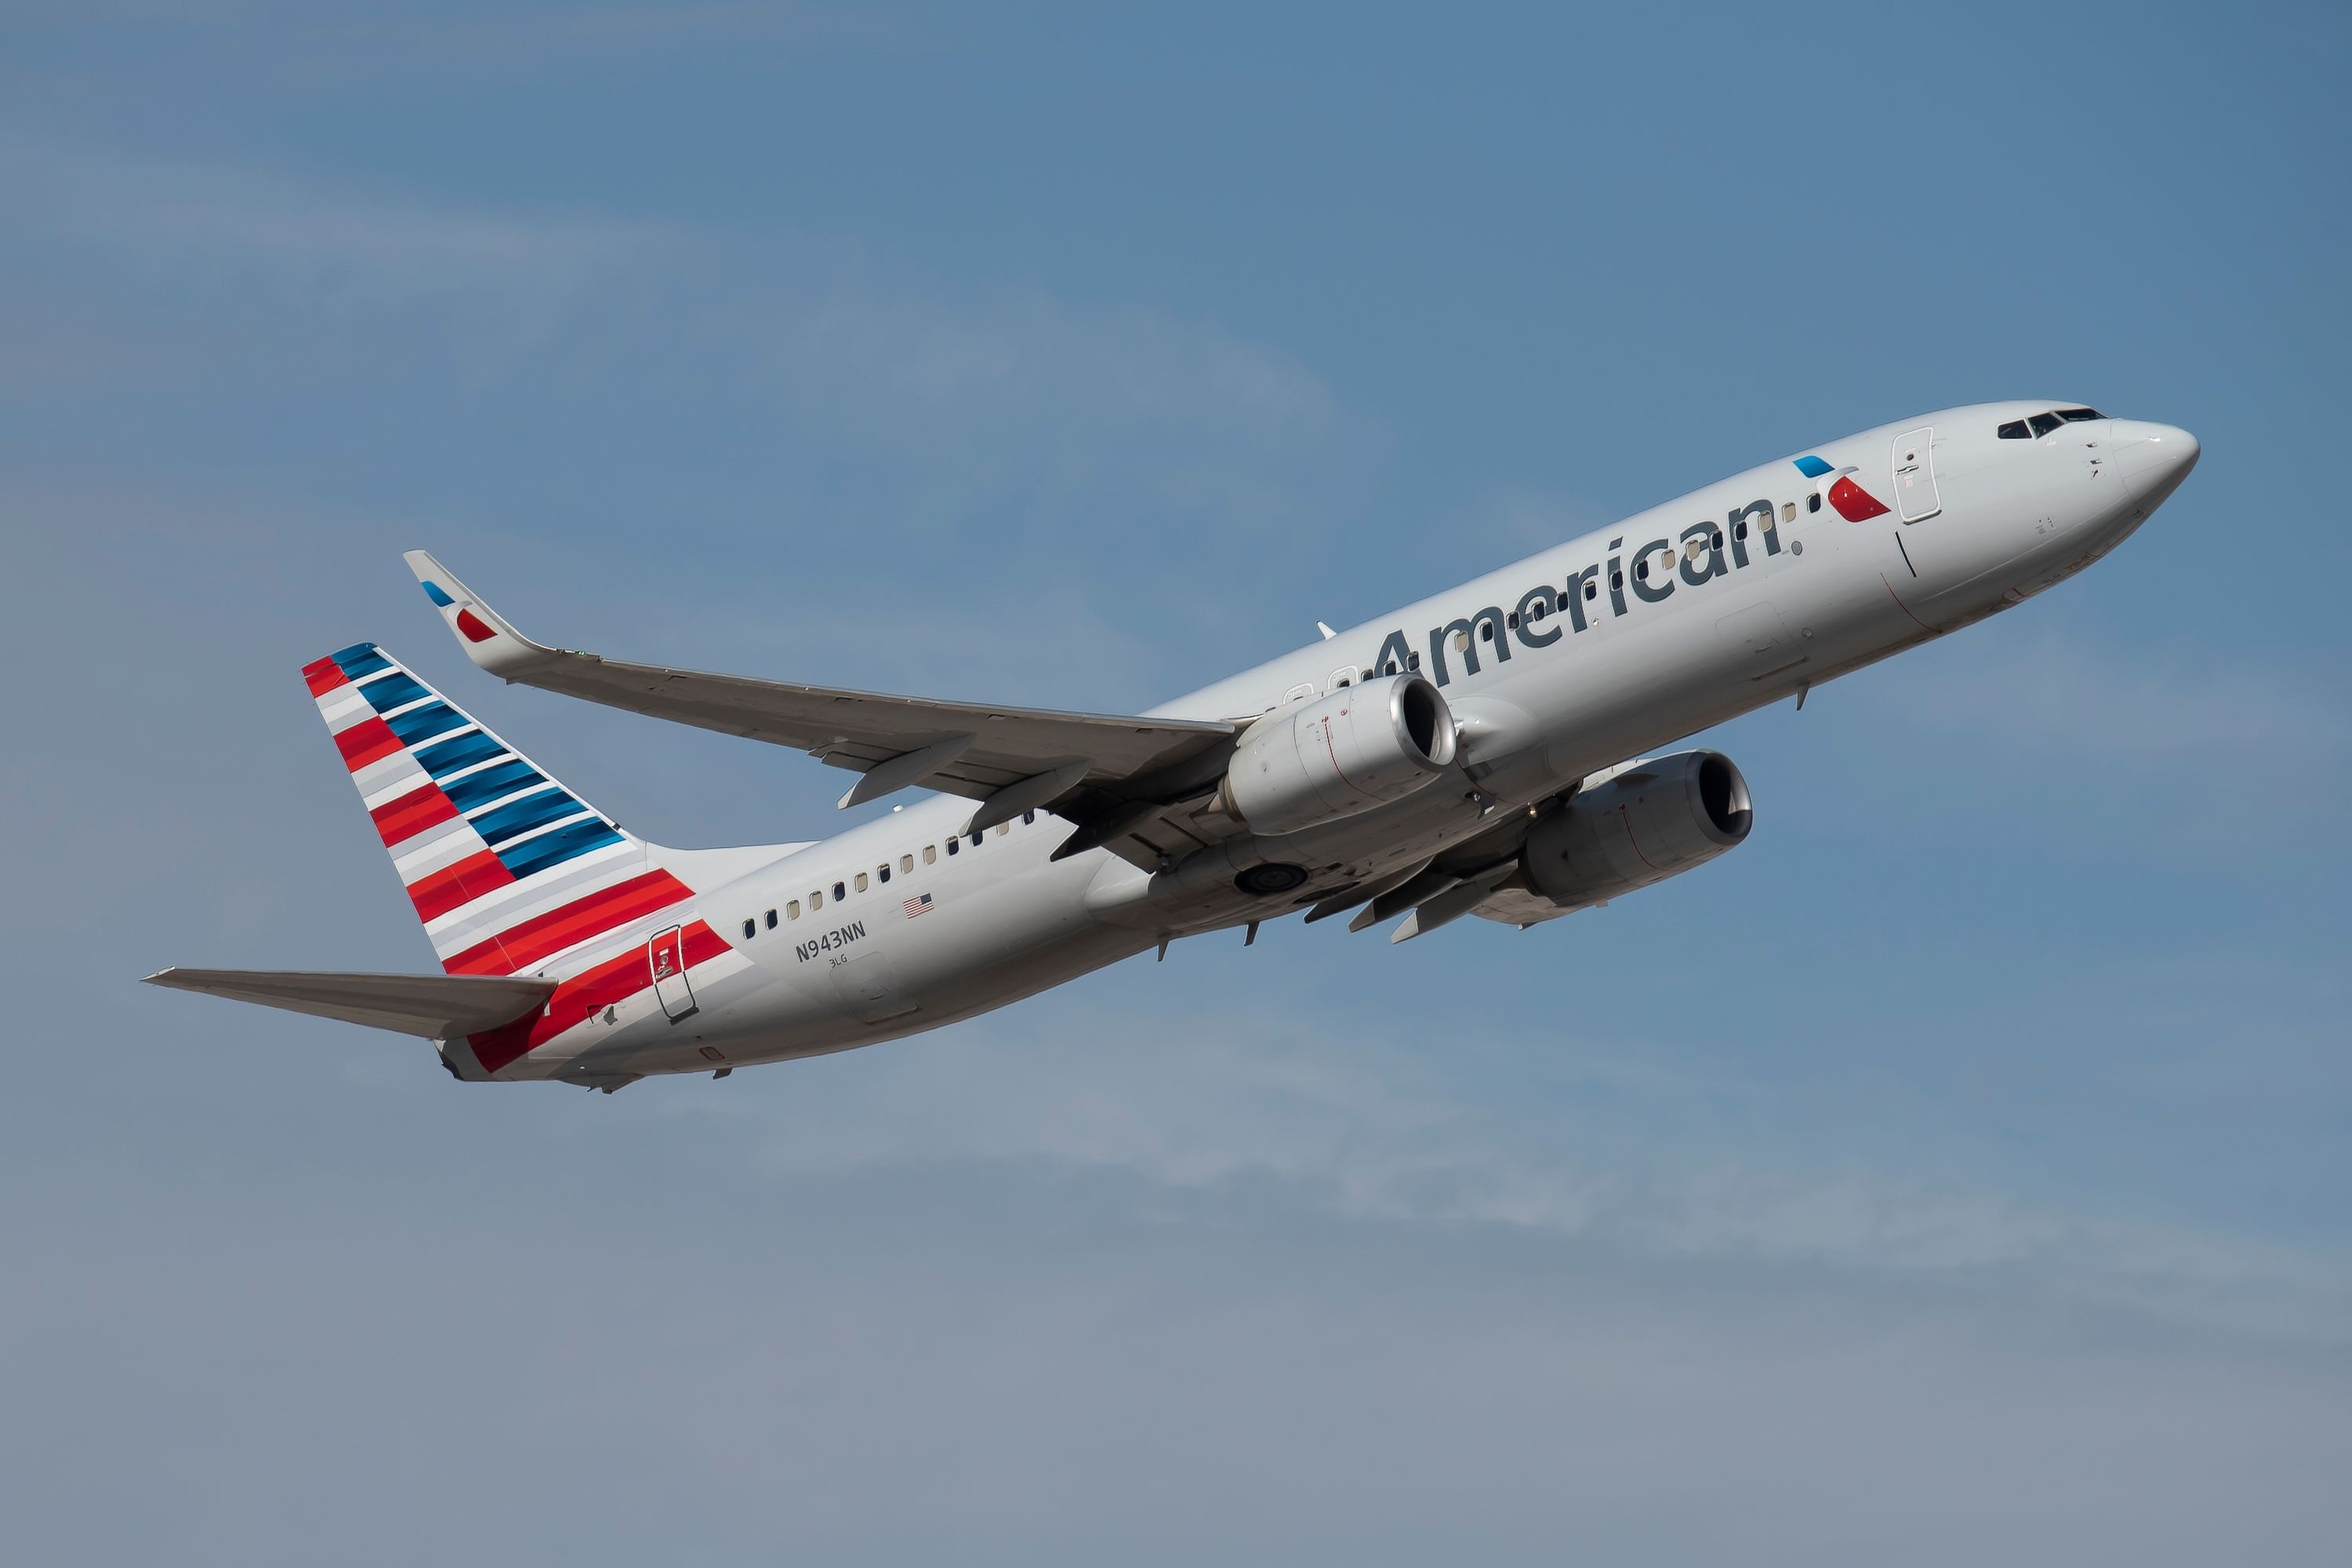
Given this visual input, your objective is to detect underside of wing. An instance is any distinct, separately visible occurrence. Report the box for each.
[403,551,1238,862]
[1464,885,1580,929]
[143,968,557,1040]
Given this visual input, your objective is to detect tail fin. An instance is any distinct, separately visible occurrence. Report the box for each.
[303,641,694,978]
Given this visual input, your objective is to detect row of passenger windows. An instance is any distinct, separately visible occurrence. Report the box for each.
[738,811,1040,939]
[1998,407,2103,439]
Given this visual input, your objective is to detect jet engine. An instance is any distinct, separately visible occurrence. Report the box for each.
[1217,673,1458,836]
[1522,750,1751,910]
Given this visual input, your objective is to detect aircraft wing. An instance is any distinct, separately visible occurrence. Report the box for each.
[143,968,556,1040]
[403,552,1238,848]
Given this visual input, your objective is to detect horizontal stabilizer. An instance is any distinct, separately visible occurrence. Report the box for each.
[143,967,555,1040]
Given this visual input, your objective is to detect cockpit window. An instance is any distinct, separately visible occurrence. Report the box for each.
[2056,407,2103,422]
[2028,411,2063,437]
[1997,419,2029,439]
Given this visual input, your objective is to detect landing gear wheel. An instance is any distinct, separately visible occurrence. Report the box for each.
[1234,862,1309,897]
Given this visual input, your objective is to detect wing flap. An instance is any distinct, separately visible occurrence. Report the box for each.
[142,968,557,1040]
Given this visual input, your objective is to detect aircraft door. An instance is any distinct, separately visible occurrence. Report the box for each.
[1893,427,1942,522]
[648,924,698,1022]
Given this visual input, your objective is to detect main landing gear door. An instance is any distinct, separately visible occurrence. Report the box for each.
[648,924,698,1022]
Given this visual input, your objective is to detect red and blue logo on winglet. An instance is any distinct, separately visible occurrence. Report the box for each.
[1794,455,1889,521]
[416,578,499,643]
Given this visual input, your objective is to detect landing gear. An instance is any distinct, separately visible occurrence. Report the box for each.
[1234,862,1309,897]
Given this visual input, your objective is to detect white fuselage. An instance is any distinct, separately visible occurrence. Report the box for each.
[488,402,2197,1081]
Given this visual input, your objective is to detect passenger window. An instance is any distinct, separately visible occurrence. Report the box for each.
[1406,652,1421,670]
[1780,502,1796,524]
[1022,810,1036,826]
[1733,521,1748,541]
[1806,494,1820,514]
[1634,559,1648,582]
[833,880,847,900]
[1328,666,1359,691]
[742,918,755,939]
[995,823,1008,837]
[854,873,869,893]
[1452,630,1470,652]
[811,890,824,910]
[877,864,891,884]
[1997,419,2030,439]
[787,899,800,919]
[968,833,982,850]
[1478,622,1494,642]
[947,839,958,856]
[2029,411,2063,437]
[924,844,938,864]
[900,854,914,873]
[1610,570,1624,589]
[1584,582,1597,601]
[765,909,777,930]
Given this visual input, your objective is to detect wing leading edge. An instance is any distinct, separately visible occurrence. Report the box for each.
[402,551,1236,859]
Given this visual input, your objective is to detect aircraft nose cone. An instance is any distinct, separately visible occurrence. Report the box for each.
[2109,420,2200,503]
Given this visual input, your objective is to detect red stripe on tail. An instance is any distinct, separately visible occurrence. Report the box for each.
[333,716,404,771]
[372,783,459,847]
[407,848,517,923]
[303,656,350,697]
[441,869,695,977]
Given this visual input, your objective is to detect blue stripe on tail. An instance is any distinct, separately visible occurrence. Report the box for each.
[496,818,625,878]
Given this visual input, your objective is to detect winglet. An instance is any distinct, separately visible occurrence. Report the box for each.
[402,550,557,680]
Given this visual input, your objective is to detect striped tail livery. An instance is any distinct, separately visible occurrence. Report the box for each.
[149,639,764,1091]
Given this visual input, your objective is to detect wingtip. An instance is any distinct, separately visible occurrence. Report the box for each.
[401,552,548,677]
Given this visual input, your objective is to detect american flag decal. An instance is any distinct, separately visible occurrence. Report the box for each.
[903,892,934,919]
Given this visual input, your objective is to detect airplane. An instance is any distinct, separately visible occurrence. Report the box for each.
[148,403,2199,1092]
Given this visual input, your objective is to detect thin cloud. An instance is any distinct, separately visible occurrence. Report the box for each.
[1886,629,2347,767]
[649,1000,2352,1348]
[3,138,668,299]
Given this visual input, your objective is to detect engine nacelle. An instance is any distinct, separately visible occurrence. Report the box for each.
[1522,750,1751,909]
[1218,673,1458,835]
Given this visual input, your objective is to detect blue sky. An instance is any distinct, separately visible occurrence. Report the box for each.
[4,2,2349,1562]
